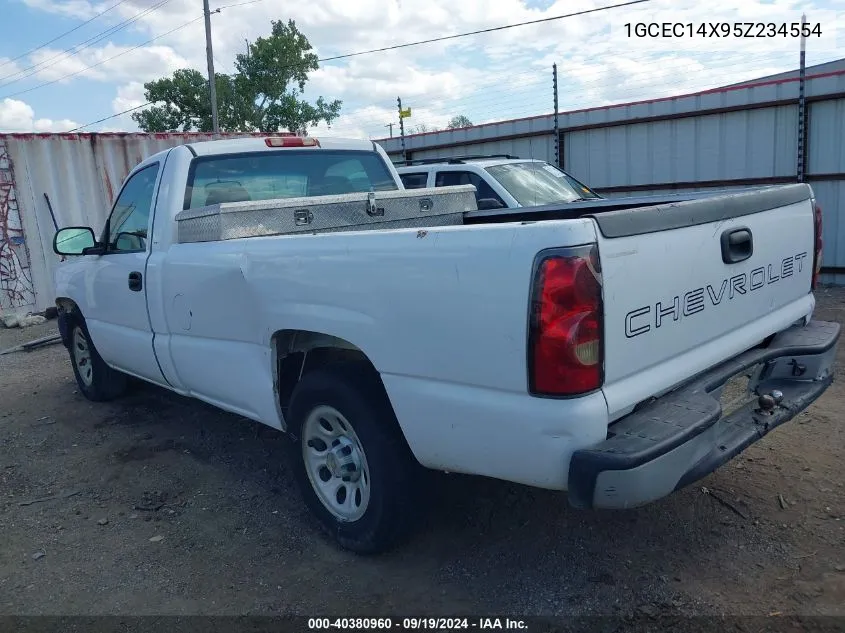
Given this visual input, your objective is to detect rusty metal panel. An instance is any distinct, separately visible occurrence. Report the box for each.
[0,132,260,314]
[0,139,35,311]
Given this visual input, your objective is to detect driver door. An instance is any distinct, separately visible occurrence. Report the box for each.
[84,162,166,385]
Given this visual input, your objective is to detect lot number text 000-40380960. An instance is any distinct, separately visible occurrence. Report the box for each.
[307,618,528,630]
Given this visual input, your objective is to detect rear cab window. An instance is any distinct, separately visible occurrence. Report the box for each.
[399,172,429,189]
[183,150,398,210]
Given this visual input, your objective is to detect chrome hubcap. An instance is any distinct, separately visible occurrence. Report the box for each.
[72,327,93,387]
[302,405,370,522]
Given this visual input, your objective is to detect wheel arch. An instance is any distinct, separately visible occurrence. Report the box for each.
[55,297,82,348]
[272,329,381,421]
[270,329,417,456]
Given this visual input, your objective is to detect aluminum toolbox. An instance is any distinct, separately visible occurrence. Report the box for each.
[175,185,477,243]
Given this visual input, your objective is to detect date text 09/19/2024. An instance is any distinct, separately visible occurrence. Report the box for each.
[307,618,528,631]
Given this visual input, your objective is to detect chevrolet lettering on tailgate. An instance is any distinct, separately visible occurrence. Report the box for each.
[624,252,809,339]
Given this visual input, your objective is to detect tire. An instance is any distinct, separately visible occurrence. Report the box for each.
[66,315,127,402]
[288,362,421,554]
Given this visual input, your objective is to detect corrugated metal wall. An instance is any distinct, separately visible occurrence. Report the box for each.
[381,66,845,284]
[0,132,259,315]
[563,105,798,187]
[400,135,556,164]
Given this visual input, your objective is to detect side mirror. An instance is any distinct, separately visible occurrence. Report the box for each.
[477,198,505,210]
[53,227,97,256]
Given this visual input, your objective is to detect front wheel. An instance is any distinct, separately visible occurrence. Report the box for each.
[289,363,421,554]
[67,317,127,401]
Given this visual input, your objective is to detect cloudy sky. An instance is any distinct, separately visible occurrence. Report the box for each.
[0,0,843,139]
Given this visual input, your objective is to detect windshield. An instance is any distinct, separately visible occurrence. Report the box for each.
[184,150,398,210]
[484,162,600,207]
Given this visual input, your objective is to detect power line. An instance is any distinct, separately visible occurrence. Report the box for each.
[404,58,785,128]
[403,49,791,117]
[216,0,264,8]
[83,49,791,138]
[317,0,650,63]
[68,0,648,131]
[71,49,785,135]
[1,15,202,100]
[1,0,258,98]
[69,101,153,132]
[0,0,174,87]
[331,50,803,135]
[0,0,132,71]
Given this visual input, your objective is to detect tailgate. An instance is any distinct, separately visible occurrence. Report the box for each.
[593,184,817,421]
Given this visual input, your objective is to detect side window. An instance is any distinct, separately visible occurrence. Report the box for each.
[106,164,159,253]
[434,170,505,207]
[399,172,428,189]
[434,171,468,188]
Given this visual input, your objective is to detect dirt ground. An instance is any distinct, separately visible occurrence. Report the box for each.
[1,290,843,618]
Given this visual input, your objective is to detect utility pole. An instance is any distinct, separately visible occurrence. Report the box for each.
[553,63,560,168]
[796,12,807,183]
[385,123,394,138]
[398,97,407,164]
[203,0,220,136]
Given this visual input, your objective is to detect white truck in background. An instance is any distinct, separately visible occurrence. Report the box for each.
[395,154,602,210]
[51,135,838,553]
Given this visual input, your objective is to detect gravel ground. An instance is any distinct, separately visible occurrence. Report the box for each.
[0,289,844,617]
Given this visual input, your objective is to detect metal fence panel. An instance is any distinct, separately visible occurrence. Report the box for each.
[0,132,259,314]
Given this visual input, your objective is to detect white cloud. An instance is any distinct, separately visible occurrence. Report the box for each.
[0,57,24,82]
[15,0,844,134]
[0,98,78,131]
[111,81,146,112]
[21,0,98,19]
[27,43,190,84]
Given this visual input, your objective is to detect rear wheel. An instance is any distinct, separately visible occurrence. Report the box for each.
[67,316,127,401]
[289,363,421,554]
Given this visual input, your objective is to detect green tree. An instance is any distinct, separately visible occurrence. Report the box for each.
[132,19,341,134]
[411,123,439,133]
[446,114,473,129]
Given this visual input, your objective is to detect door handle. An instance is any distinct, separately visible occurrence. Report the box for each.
[128,271,143,292]
[720,227,753,264]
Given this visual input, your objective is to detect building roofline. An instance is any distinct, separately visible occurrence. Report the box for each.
[375,66,845,143]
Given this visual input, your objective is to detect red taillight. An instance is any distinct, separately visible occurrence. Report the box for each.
[812,202,823,289]
[265,136,320,147]
[528,245,603,396]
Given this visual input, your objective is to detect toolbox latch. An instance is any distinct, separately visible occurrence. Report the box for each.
[366,192,385,217]
[294,209,313,226]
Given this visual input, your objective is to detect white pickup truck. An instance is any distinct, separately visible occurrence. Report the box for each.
[51,135,838,553]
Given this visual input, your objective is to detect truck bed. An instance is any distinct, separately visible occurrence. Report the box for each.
[463,186,774,225]
[176,181,798,244]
